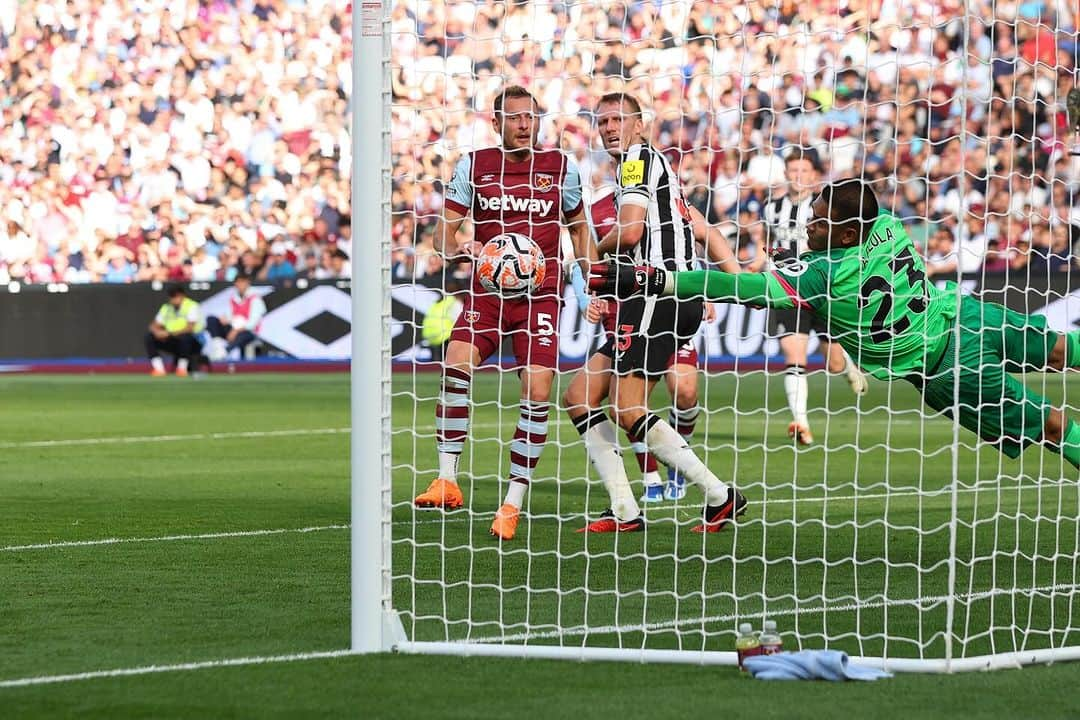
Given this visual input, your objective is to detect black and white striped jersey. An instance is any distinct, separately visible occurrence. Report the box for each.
[763,193,813,256]
[615,143,696,271]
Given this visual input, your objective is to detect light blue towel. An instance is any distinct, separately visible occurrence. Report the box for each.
[742,650,892,681]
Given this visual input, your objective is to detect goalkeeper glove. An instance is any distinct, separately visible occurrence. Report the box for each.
[588,263,668,299]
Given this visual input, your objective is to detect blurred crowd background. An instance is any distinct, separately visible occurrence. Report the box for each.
[390,0,1080,282]
[0,1,1078,285]
[0,0,353,285]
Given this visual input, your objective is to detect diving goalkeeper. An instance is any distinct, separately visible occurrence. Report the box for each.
[590,178,1080,468]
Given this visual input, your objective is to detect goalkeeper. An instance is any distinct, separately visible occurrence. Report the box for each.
[590,178,1080,468]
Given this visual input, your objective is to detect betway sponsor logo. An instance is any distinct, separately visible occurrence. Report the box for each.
[477,194,554,215]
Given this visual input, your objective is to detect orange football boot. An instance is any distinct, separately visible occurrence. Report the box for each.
[489,504,520,540]
[414,478,464,510]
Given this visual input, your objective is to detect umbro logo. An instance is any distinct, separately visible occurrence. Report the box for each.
[480,174,495,182]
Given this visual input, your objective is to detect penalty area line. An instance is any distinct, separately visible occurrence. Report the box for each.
[0,649,355,689]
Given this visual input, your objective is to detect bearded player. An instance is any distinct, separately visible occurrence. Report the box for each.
[591,178,1080,472]
[414,86,592,542]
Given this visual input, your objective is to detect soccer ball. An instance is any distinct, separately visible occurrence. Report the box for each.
[475,233,546,297]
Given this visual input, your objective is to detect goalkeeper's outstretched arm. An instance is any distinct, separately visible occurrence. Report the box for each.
[589,264,801,310]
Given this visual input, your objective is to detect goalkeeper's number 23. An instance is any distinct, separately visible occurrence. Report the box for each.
[858,247,928,344]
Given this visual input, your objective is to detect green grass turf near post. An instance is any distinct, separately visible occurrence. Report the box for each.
[2,373,1079,717]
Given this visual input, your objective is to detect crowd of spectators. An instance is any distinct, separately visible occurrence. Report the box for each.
[0,0,353,286]
[0,1,1078,286]
[389,0,1080,281]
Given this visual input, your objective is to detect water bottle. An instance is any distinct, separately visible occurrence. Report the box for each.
[759,619,783,655]
[736,622,761,670]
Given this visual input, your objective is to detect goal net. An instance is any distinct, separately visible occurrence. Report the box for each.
[366,0,1080,671]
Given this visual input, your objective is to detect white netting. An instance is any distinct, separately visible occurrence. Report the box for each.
[385,0,1080,669]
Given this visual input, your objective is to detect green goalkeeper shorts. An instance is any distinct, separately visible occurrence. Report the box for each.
[918,295,1061,458]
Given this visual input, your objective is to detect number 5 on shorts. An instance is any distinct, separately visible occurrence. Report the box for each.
[536,312,554,336]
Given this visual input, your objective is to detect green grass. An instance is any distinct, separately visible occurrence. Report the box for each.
[2,372,1080,718]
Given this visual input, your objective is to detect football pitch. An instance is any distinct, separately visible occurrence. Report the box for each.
[3,372,1080,718]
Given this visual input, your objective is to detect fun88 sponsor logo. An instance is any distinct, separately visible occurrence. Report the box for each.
[477,193,554,216]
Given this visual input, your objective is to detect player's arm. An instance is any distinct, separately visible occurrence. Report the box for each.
[565,208,594,263]
[597,148,650,257]
[589,264,814,311]
[689,206,740,274]
[436,154,479,260]
[560,158,594,265]
[432,205,471,259]
[595,202,646,257]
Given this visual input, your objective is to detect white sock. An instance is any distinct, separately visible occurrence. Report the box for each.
[643,470,663,488]
[177,358,189,372]
[578,414,640,522]
[438,454,460,483]
[784,365,809,427]
[503,480,527,508]
[150,357,165,373]
[641,416,730,506]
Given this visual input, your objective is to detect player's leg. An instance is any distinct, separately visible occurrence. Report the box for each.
[606,297,743,533]
[629,427,663,502]
[611,371,741,532]
[919,303,1080,468]
[489,363,554,539]
[415,338,482,509]
[416,295,497,510]
[990,299,1080,466]
[779,332,813,445]
[567,344,641,531]
[663,346,700,500]
[593,308,663,503]
[489,297,561,540]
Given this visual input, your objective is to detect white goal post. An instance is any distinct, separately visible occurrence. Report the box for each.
[353,0,1080,672]
[352,0,399,654]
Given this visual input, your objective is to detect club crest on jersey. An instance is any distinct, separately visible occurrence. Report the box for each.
[534,174,553,191]
[464,310,481,324]
[621,160,645,187]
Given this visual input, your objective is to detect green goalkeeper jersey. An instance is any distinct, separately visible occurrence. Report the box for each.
[671,212,957,379]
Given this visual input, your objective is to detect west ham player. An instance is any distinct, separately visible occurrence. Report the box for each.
[565,92,744,533]
[414,86,591,542]
[763,151,867,445]
[584,186,733,503]
[592,178,1080,473]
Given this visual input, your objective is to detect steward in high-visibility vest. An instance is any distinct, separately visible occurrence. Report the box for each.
[145,283,205,377]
